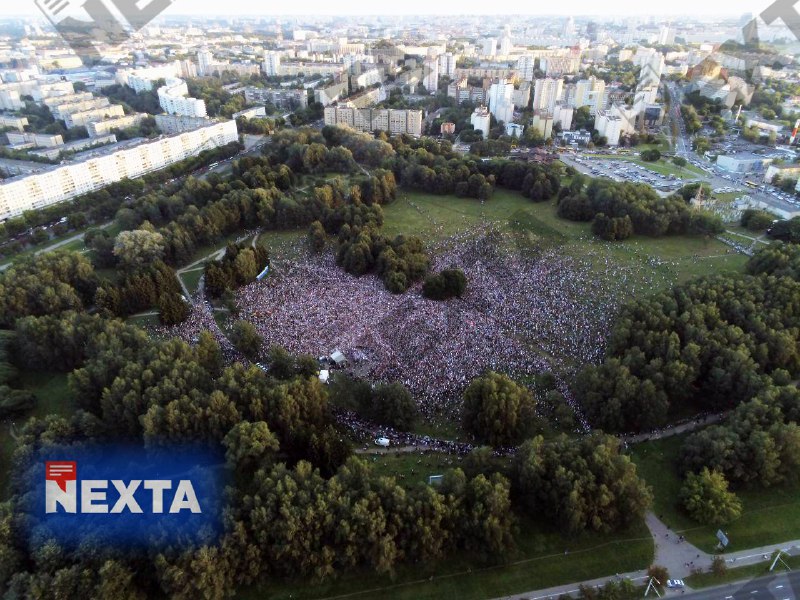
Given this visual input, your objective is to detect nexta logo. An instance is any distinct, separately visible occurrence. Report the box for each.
[45,460,201,515]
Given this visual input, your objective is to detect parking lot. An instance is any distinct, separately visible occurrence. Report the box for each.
[563,154,696,194]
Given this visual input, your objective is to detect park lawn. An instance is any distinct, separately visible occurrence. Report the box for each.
[18,371,76,419]
[363,450,476,486]
[685,554,800,589]
[127,313,161,328]
[0,372,77,500]
[238,518,653,600]
[382,191,748,305]
[180,268,204,296]
[630,434,800,554]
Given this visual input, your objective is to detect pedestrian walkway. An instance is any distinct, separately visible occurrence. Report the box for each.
[492,511,800,600]
[648,512,708,578]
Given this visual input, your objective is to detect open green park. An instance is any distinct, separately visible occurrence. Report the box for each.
[0,165,784,600]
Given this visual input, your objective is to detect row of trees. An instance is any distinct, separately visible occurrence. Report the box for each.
[205,243,270,298]
[0,308,523,596]
[558,177,723,238]
[576,243,800,432]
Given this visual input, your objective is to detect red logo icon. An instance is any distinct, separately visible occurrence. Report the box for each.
[45,461,76,493]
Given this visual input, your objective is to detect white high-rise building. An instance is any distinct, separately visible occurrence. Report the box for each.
[470,106,491,136]
[197,47,213,76]
[0,121,239,221]
[488,79,515,124]
[658,25,675,45]
[517,55,536,82]
[423,57,439,93]
[482,38,497,57]
[263,51,281,77]
[574,76,606,114]
[552,103,574,130]
[158,78,207,118]
[499,36,512,56]
[594,109,622,145]
[438,52,456,78]
[533,78,563,113]
[564,16,576,39]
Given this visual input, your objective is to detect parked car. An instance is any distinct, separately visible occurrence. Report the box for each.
[667,580,685,588]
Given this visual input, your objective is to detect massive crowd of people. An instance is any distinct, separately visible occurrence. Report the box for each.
[224,226,626,423]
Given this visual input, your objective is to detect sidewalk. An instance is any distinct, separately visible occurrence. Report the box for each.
[492,512,800,600]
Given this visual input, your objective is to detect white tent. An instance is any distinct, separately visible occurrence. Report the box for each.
[318,369,330,383]
[330,350,347,367]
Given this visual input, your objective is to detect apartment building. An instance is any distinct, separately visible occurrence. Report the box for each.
[0,120,239,220]
[0,115,28,131]
[50,97,112,121]
[87,113,148,137]
[6,132,63,148]
[64,104,125,128]
[532,78,563,113]
[154,114,212,134]
[158,78,207,118]
[243,87,308,109]
[323,107,422,136]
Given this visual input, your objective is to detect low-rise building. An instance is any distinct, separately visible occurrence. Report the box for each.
[6,132,63,148]
[64,104,125,128]
[716,152,773,174]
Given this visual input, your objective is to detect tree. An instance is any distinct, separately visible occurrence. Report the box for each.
[648,565,669,587]
[369,382,418,430]
[640,149,661,161]
[230,320,262,361]
[196,330,223,376]
[223,420,280,472]
[672,156,687,167]
[740,209,775,232]
[680,468,742,525]
[422,268,467,300]
[462,371,537,447]
[157,292,190,326]
[308,220,326,253]
[513,434,652,533]
[114,229,166,270]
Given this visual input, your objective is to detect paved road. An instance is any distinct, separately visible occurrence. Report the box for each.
[684,570,799,600]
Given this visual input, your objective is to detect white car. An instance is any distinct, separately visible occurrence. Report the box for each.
[667,579,685,589]
[374,437,390,448]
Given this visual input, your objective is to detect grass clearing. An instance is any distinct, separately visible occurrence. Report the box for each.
[383,191,747,304]
[630,434,800,553]
[238,519,653,600]
[180,268,204,296]
[127,313,161,328]
[1,372,77,499]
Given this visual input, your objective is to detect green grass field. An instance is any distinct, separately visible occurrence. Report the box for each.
[180,268,204,296]
[127,313,161,327]
[0,372,76,499]
[383,191,747,303]
[238,518,653,600]
[630,434,800,553]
